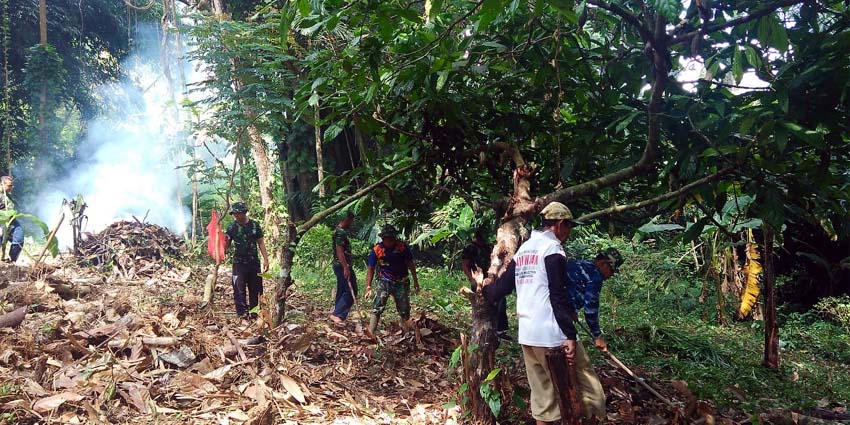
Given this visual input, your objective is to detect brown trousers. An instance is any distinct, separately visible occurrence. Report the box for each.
[522,341,606,422]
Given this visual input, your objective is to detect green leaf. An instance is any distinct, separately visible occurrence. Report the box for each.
[776,86,789,114]
[731,218,763,233]
[744,45,760,70]
[484,367,501,382]
[479,383,502,417]
[449,345,462,370]
[297,0,311,16]
[681,217,710,244]
[758,15,789,53]
[436,70,449,91]
[279,7,294,48]
[477,0,505,30]
[2,211,58,257]
[324,123,344,141]
[614,110,640,134]
[732,46,743,84]
[757,188,785,230]
[652,0,681,22]
[739,114,757,136]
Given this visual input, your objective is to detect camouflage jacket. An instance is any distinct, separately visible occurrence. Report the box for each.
[226,219,263,265]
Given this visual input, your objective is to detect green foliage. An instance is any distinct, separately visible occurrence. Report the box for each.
[479,367,502,417]
[652,0,681,22]
[0,209,58,257]
[294,224,333,267]
[294,223,370,268]
[23,44,67,106]
[814,296,850,332]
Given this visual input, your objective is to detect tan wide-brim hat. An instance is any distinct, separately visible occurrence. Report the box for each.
[540,202,585,225]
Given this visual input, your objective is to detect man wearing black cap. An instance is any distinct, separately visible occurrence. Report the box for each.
[224,202,269,319]
[365,225,420,335]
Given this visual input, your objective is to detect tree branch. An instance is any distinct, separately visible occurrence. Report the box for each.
[297,162,418,233]
[671,0,805,45]
[577,167,735,222]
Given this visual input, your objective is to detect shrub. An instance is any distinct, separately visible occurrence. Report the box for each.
[815,295,850,332]
[295,225,333,267]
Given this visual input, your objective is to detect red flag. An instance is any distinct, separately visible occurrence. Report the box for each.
[206,210,226,262]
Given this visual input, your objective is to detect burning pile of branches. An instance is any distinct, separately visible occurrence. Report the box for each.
[77,221,184,278]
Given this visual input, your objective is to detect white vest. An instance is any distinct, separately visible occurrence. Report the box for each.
[514,229,567,347]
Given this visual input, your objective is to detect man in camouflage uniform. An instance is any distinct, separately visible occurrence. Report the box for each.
[330,211,356,324]
[365,225,420,334]
[0,176,23,263]
[224,202,269,319]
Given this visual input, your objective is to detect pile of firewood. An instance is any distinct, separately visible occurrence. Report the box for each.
[77,220,184,278]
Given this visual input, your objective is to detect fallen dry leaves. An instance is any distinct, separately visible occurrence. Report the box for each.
[2,228,839,424]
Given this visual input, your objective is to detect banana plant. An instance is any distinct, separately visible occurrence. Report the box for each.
[0,209,58,259]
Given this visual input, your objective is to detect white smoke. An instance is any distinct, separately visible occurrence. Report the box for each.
[34,24,202,249]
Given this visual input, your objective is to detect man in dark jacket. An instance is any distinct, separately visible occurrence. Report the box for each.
[224,202,269,319]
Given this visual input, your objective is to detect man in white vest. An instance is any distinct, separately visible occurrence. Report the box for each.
[484,201,605,423]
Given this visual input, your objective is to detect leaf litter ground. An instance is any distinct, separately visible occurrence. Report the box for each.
[1,239,839,423]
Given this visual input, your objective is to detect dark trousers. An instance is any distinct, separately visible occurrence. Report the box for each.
[232,261,263,317]
[2,220,23,262]
[473,281,509,333]
[332,263,357,320]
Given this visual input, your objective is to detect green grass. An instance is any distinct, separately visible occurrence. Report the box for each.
[597,237,850,413]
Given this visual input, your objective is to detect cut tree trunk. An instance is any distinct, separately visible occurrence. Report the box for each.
[763,225,779,369]
[545,348,583,425]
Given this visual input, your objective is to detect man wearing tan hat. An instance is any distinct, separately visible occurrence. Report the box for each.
[484,202,605,423]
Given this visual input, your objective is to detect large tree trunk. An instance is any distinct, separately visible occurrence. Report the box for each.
[763,225,779,369]
[245,120,281,255]
[38,0,47,148]
[2,0,11,174]
[465,165,535,424]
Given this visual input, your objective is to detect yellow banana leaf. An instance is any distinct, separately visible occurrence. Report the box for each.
[738,229,762,318]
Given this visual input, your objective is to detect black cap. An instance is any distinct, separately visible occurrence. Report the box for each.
[379,225,399,238]
[230,202,248,214]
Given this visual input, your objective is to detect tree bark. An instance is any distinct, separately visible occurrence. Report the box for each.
[465,165,536,424]
[314,103,325,197]
[763,225,779,369]
[2,0,11,174]
[273,222,299,327]
[245,120,281,258]
[38,0,47,148]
